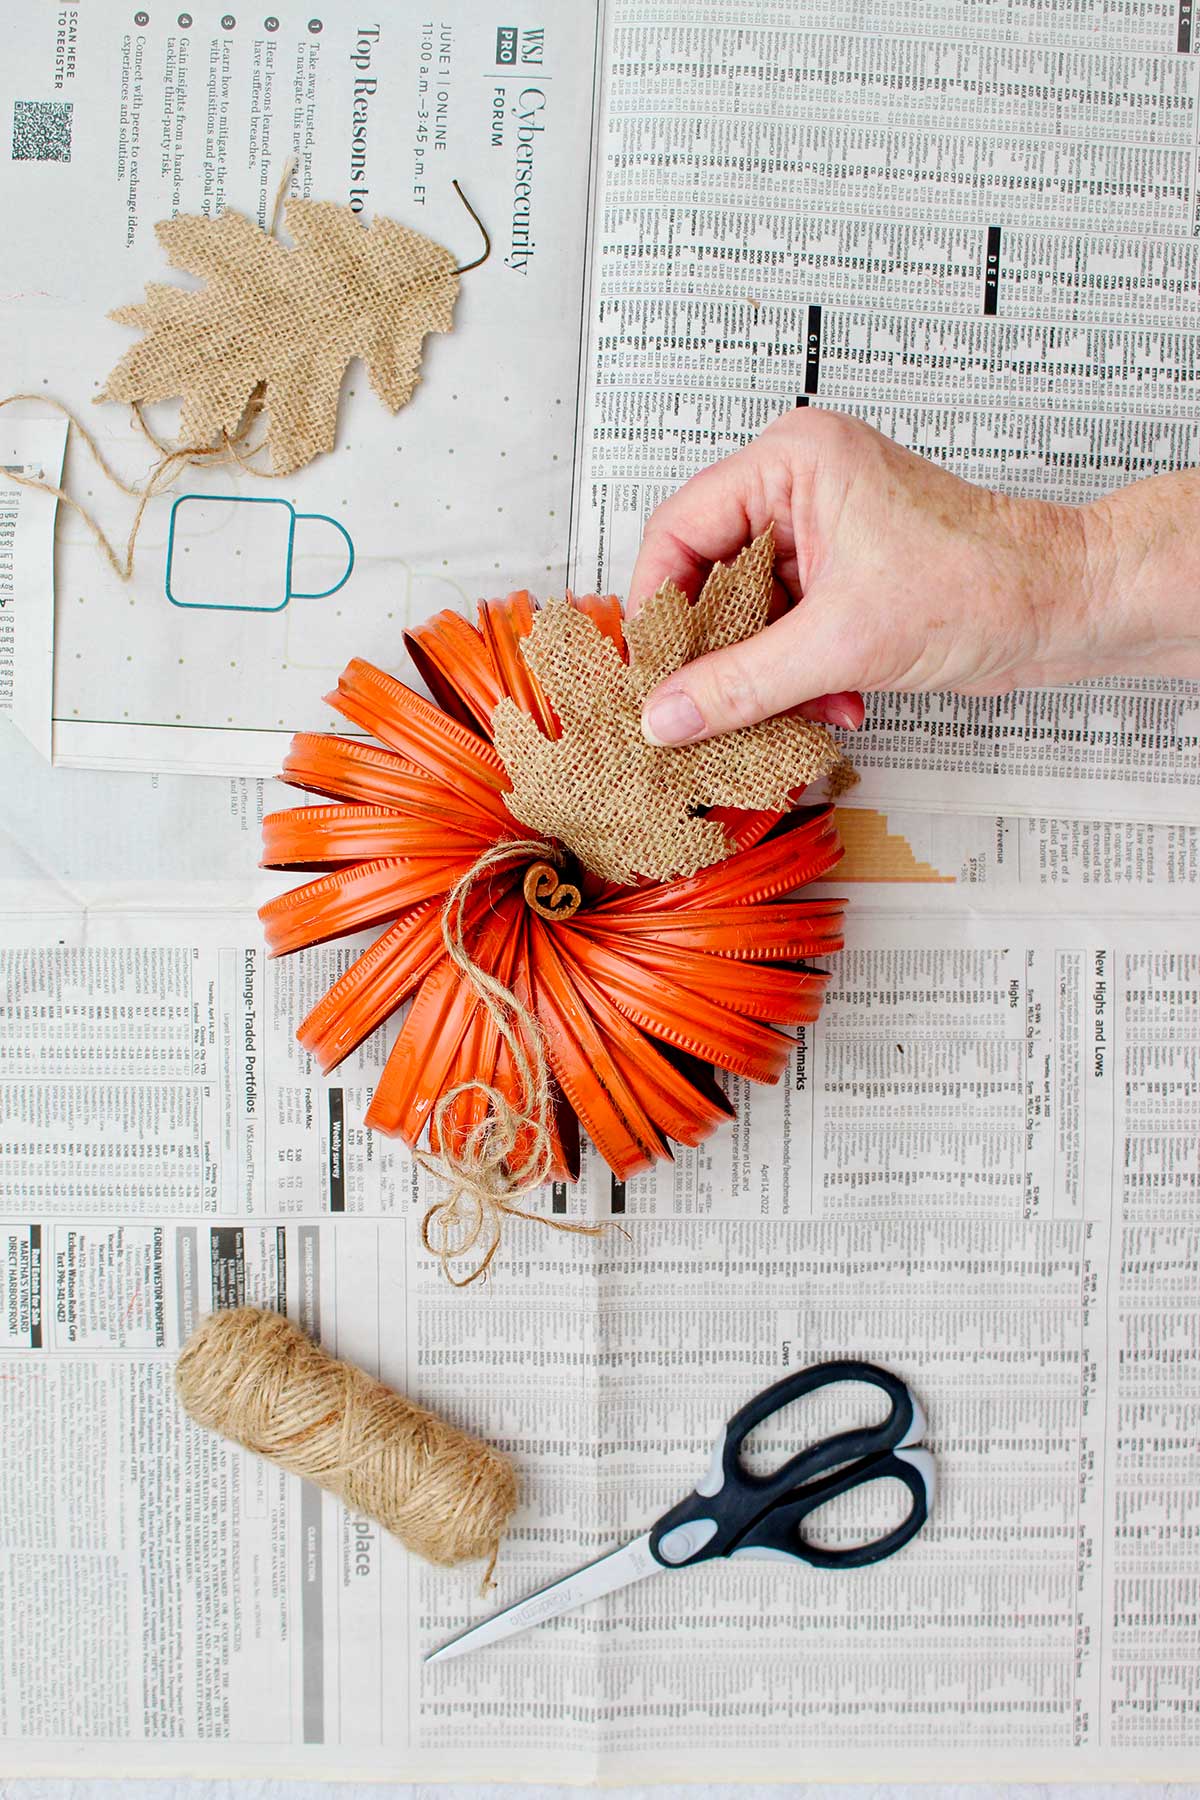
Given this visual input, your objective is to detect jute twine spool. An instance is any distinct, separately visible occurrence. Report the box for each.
[176,1306,517,1579]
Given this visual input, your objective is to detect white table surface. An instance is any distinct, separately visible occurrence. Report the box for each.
[3,1784,1196,1798]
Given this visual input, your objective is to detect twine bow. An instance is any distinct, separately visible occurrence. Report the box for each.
[415,838,605,1286]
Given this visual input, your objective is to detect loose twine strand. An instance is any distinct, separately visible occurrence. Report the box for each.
[0,390,277,580]
[0,163,490,582]
[416,839,607,1287]
[0,157,301,576]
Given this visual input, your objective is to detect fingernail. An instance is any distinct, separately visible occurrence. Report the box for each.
[826,703,859,730]
[643,689,704,746]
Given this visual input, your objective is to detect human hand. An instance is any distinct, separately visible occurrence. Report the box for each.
[629,408,1096,746]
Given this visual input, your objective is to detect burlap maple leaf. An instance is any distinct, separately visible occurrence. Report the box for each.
[492,528,847,884]
[98,200,459,475]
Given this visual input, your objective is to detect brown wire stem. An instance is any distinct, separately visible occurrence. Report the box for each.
[450,180,492,275]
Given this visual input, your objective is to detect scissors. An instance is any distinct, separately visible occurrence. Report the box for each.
[426,1358,934,1664]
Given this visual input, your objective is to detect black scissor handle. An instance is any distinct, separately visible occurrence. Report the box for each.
[730,1447,934,1569]
[721,1358,917,1501]
[648,1360,926,1568]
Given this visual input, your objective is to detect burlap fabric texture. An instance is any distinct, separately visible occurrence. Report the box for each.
[99,200,459,476]
[493,527,848,885]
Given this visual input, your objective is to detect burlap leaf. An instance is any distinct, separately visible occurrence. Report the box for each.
[492,528,846,885]
[98,200,459,475]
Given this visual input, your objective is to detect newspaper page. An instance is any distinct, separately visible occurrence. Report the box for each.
[0,420,67,764]
[0,2,603,774]
[3,0,1199,819]
[572,1,1200,825]
[1,732,1198,1779]
[3,0,1200,1783]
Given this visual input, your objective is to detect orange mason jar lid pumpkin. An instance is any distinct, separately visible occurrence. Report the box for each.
[259,588,845,1184]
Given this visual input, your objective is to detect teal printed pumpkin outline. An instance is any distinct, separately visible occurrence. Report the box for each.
[165,493,355,612]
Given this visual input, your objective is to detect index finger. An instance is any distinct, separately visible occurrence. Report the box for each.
[626,445,788,616]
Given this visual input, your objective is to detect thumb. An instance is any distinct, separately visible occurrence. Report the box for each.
[641,602,865,745]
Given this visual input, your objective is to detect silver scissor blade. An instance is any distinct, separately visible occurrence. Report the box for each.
[425,1532,661,1665]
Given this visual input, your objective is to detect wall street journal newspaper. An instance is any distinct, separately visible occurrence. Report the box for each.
[1,0,1199,1780]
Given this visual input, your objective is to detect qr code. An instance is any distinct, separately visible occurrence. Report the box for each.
[12,99,73,163]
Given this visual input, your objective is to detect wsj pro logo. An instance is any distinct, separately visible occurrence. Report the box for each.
[496,25,543,64]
